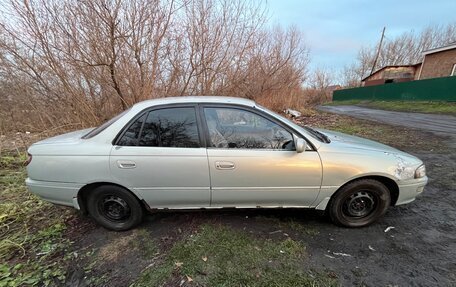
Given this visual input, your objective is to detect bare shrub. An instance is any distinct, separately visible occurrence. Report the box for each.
[0,0,310,133]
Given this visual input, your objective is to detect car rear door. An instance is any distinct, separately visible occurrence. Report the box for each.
[202,105,322,207]
[110,105,211,208]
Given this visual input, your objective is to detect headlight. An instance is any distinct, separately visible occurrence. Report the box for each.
[415,165,426,179]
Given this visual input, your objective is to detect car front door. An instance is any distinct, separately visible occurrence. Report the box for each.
[110,105,211,208]
[202,106,322,207]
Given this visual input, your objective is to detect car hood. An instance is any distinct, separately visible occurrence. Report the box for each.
[314,128,424,180]
[32,128,92,145]
[315,128,402,154]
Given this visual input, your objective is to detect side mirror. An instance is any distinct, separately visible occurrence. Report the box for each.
[295,138,306,153]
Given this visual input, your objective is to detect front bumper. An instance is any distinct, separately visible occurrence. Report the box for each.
[25,178,82,209]
[395,176,428,205]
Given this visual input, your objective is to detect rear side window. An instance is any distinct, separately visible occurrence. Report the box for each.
[82,108,131,139]
[117,107,200,148]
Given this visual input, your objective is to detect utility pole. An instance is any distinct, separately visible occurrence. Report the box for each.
[370,27,386,75]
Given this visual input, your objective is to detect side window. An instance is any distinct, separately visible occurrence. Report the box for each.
[117,114,146,146]
[139,107,200,148]
[204,107,294,150]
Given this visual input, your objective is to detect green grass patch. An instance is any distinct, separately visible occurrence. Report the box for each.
[135,224,337,287]
[324,100,366,106]
[325,100,456,116]
[133,228,159,259]
[0,154,75,286]
[0,153,27,170]
[255,216,319,236]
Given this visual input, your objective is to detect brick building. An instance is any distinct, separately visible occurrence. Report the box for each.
[418,43,456,80]
[361,43,456,87]
[362,64,422,86]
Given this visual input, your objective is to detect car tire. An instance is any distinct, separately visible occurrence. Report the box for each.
[328,179,391,228]
[87,185,144,231]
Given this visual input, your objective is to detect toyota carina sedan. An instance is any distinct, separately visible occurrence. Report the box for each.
[26,96,427,230]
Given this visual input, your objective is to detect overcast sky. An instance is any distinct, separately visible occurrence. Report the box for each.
[268,0,456,71]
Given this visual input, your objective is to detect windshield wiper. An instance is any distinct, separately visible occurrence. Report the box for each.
[303,126,331,143]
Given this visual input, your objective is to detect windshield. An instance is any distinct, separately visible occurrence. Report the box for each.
[256,105,330,143]
[82,108,131,139]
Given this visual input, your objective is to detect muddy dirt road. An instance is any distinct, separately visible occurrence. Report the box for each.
[303,150,456,286]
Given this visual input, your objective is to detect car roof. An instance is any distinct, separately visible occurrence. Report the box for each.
[132,96,257,110]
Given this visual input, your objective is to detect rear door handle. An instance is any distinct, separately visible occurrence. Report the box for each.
[117,160,136,169]
[215,161,235,170]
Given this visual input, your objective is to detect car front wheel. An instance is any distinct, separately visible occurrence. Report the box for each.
[87,185,144,231]
[328,179,391,227]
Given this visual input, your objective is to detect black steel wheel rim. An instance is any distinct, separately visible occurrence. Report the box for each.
[98,195,131,222]
[342,190,376,218]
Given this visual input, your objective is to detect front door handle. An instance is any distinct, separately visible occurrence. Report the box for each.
[117,160,136,169]
[215,161,235,170]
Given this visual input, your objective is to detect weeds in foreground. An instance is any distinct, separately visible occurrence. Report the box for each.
[254,216,320,236]
[135,224,337,287]
[0,154,75,286]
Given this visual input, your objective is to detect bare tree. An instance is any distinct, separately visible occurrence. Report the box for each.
[301,67,335,105]
[0,0,310,133]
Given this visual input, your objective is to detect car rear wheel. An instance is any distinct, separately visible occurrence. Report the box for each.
[328,179,391,227]
[87,185,144,231]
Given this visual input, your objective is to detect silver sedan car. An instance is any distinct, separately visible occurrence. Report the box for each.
[26,97,428,230]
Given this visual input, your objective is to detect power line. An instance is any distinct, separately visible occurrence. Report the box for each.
[370,27,386,75]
